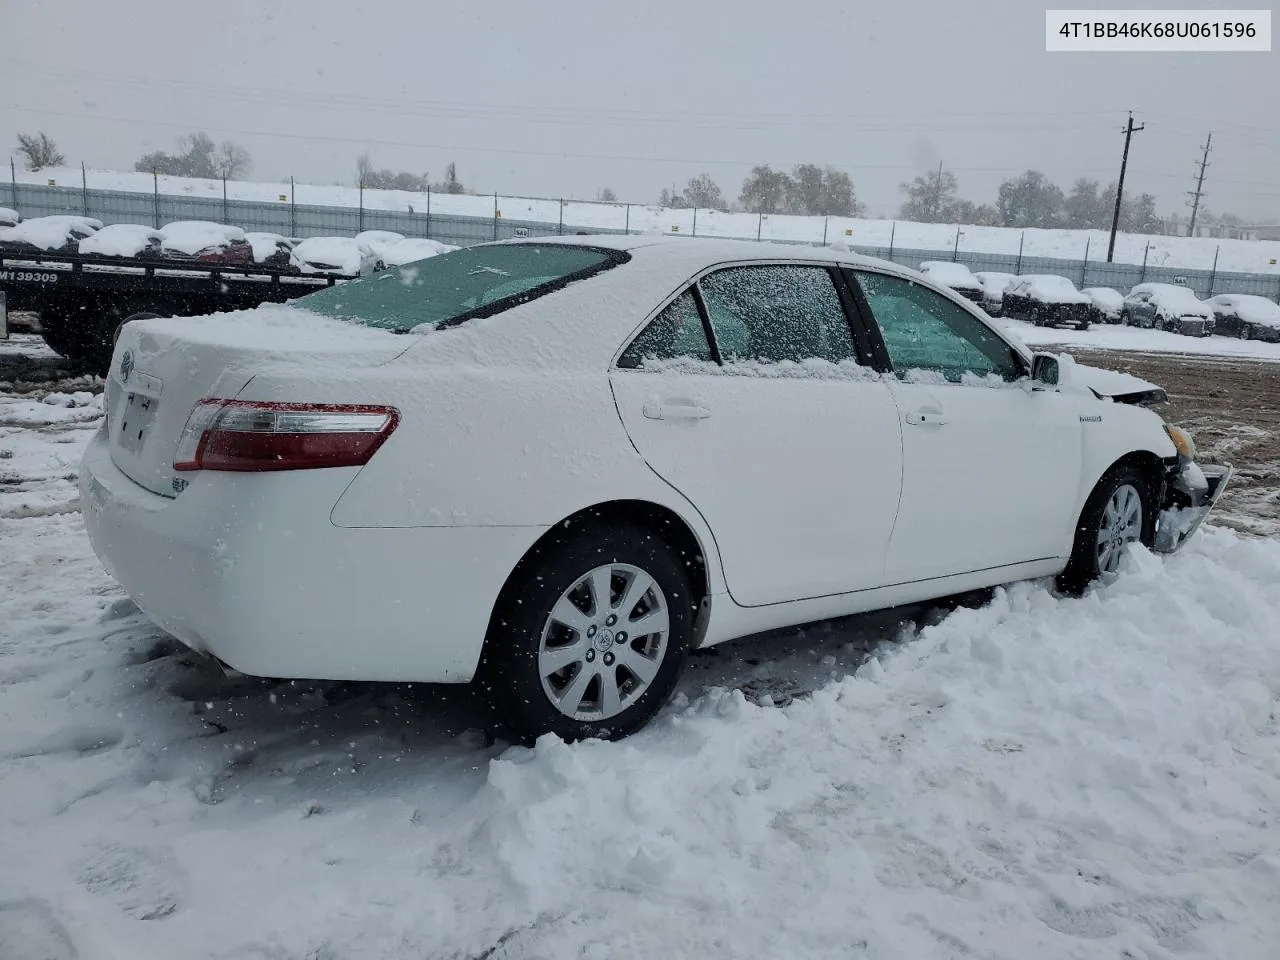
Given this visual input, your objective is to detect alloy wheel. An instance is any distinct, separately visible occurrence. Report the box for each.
[1096,483,1143,574]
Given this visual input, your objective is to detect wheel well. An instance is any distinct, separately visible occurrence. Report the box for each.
[1106,450,1165,488]
[484,499,711,646]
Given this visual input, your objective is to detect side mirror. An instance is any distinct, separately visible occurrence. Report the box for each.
[1030,353,1060,386]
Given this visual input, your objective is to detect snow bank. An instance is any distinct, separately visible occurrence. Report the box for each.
[78,223,161,258]
[158,221,245,255]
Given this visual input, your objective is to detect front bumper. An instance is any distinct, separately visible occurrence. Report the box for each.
[1153,459,1233,553]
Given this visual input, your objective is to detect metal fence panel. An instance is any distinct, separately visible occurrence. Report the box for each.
[7,183,1280,303]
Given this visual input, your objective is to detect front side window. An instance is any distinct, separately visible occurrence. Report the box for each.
[854,271,1023,383]
[698,265,856,364]
[299,243,625,332]
[617,291,712,368]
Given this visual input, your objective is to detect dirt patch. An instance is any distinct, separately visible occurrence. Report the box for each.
[1055,347,1280,536]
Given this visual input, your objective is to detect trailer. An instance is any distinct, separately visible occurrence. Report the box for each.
[0,250,349,373]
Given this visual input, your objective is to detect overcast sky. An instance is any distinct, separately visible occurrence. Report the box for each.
[2,0,1276,219]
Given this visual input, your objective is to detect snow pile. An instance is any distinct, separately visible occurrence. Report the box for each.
[78,223,161,258]
[1208,295,1280,329]
[919,260,981,289]
[158,221,245,255]
[292,236,366,275]
[0,216,100,251]
[383,236,457,266]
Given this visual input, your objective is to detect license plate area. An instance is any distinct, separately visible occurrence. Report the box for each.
[116,391,160,454]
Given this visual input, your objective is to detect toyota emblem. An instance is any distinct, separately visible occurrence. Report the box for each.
[119,350,134,383]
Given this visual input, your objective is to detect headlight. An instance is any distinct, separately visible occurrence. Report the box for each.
[1164,424,1197,460]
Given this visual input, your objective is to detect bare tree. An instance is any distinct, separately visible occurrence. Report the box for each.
[682,173,727,210]
[739,165,792,214]
[215,140,252,179]
[16,132,65,171]
[433,162,465,195]
[596,187,619,202]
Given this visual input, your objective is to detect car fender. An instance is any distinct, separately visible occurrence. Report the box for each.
[1069,395,1177,511]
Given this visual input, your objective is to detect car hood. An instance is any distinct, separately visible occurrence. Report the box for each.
[1075,364,1167,406]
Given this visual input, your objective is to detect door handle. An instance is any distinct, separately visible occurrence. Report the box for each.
[643,401,712,421]
[905,411,948,426]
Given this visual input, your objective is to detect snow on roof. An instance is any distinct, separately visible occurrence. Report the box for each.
[159,221,246,255]
[78,223,161,258]
[919,261,980,288]
[293,236,365,275]
[0,216,98,250]
[1209,294,1280,326]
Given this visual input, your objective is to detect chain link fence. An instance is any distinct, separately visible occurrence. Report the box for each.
[8,179,1279,303]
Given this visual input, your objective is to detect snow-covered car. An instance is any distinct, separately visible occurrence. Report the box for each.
[918,261,983,304]
[80,237,1231,742]
[1122,283,1215,336]
[973,271,1017,316]
[1001,275,1093,329]
[382,236,457,267]
[244,232,299,271]
[353,230,406,264]
[1206,294,1280,342]
[292,236,383,277]
[159,221,252,265]
[0,206,20,228]
[0,215,102,253]
[78,223,164,260]
[1082,287,1124,324]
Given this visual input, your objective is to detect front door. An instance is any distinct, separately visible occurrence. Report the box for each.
[850,270,1083,583]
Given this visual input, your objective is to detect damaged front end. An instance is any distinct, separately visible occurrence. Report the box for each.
[1153,456,1233,553]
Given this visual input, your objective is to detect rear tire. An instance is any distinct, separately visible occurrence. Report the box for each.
[477,522,696,744]
[1058,463,1158,595]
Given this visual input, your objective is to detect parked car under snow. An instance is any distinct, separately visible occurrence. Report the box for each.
[1082,287,1124,324]
[159,221,253,265]
[293,236,383,277]
[0,207,21,228]
[1122,284,1215,337]
[0,215,102,253]
[1206,294,1280,342]
[1001,275,1092,329]
[918,261,983,304]
[244,232,300,270]
[78,223,164,260]
[974,271,1017,317]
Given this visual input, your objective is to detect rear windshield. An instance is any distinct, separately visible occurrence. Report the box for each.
[297,242,627,332]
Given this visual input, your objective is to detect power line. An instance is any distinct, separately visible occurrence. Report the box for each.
[1186,132,1212,235]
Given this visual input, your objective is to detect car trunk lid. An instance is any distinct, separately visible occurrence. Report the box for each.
[105,305,410,497]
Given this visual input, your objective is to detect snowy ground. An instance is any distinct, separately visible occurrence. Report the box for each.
[2,363,1279,958]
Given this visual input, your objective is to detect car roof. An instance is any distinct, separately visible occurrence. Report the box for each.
[503,233,895,271]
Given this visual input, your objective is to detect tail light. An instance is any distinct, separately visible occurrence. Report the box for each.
[173,400,399,472]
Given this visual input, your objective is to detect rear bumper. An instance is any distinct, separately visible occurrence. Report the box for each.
[79,429,540,683]
[1153,459,1232,553]
[1175,317,1213,337]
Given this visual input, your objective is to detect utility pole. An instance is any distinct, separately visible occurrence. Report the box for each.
[931,160,944,219]
[1186,132,1212,236]
[1107,111,1144,263]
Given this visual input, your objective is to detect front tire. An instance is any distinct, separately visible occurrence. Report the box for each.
[478,523,696,743]
[1058,463,1158,595]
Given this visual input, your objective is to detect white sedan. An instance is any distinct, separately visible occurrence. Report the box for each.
[80,237,1231,741]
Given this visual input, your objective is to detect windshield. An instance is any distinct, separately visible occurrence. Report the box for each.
[298,242,626,332]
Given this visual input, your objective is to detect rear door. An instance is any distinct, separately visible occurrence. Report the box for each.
[847,269,1082,583]
[609,264,903,607]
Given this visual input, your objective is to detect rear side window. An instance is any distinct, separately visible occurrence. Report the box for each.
[618,291,712,368]
[698,265,855,363]
[299,243,626,332]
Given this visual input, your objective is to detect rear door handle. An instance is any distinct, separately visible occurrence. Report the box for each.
[905,411,948,426]
[643,401,712,421]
